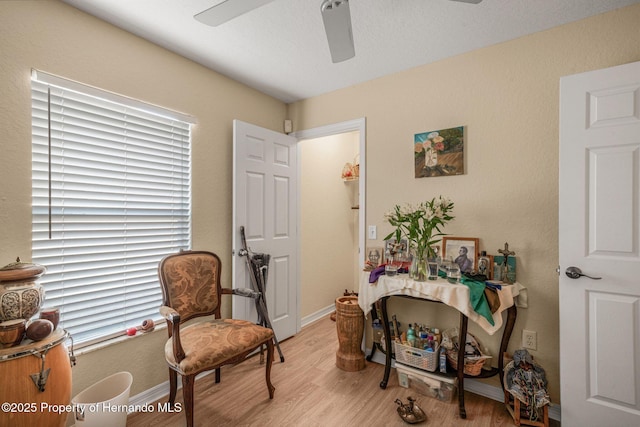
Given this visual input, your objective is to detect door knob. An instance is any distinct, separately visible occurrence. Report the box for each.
[565,266,601,280]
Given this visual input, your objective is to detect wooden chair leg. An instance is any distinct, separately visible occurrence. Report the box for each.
[514,398,522,426]
[182,374,196,427]
[541,404,549,427]
[505,392,549,427]
[168,368,178,405]
[265,338,275,398]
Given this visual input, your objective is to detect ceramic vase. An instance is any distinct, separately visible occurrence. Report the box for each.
[0,258,47,322]
[0,281,45,322]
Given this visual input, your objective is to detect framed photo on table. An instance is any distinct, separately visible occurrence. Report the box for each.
[477,254,494,279]
[364,246,384,271]
[494,254,516,282]
[442,237,479,274]
[384,238,408,256]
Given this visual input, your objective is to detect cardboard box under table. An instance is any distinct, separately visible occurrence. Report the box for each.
[396,363,457,402]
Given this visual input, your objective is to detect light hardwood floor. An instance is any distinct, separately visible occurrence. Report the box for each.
[127,316,558,426]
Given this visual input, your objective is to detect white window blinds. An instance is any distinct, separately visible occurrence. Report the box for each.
[31,70,193,347]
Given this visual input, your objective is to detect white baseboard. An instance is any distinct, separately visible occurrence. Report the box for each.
[127,370,213,412]
[128,379,170,409]
[367,350,560,421]
[301,303,335,328]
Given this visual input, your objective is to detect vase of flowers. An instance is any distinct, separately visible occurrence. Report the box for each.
[384,196,455,281]
[409,253,429,281]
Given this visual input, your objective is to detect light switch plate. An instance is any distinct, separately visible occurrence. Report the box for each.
[368,225,377,239]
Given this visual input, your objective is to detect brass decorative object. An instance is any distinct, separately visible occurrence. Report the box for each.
[395,396,427,424]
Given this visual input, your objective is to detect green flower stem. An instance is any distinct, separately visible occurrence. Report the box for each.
[384,196,455,259]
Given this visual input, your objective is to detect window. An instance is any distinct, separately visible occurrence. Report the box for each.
[31,70,193,347]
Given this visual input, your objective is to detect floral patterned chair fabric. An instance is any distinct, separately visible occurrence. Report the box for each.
[158,250,275,427]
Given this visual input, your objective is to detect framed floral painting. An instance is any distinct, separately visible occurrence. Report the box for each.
[414,126,465,178]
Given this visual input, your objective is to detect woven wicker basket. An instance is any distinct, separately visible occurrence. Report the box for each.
[446,350,486,376]
[394,341,439,372]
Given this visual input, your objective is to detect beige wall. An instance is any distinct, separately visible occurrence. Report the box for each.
[0,0,287,403]
[300,132,359,317]
[288,4,640,404]
[3,0,640,413]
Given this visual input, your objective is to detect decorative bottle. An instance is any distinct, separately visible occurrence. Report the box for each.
[407,324,416,347]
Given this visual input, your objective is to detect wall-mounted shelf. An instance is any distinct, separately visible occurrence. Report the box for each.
[344,177,359,209]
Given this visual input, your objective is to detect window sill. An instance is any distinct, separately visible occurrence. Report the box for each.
[74,321,166,356]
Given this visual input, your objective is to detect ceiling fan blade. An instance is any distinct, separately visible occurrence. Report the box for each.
[450,0,483,4]
[321,0,355,63]
[195,0,276,27]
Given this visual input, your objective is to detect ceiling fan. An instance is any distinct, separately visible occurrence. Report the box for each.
[194,0,483,63]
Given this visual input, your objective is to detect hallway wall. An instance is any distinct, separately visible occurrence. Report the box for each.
[300,132,359,317]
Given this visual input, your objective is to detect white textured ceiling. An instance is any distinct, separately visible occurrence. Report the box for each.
[61,0,639,103]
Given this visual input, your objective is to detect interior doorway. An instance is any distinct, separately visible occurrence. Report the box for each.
[293,119,366,326]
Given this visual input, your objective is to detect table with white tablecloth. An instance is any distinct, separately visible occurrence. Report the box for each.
[359,272,525,419]
[359,273,526,334]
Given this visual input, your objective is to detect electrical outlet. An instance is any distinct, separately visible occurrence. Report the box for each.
[522,330,537,350]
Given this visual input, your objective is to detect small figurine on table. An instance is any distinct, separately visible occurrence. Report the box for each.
[498,242,516,284]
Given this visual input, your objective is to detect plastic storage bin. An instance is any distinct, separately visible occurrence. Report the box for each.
[396,362,456,402]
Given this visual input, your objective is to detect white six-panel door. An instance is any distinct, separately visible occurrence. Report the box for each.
[232,120,299,341]
[559,61,640,426]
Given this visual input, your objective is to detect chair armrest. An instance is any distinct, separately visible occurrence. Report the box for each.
[225,287,261,299]
[159,305,185,363]
[160,305,180,323]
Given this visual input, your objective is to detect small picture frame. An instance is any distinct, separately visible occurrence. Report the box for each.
[477,254,494,279]
[442,237,479,274]
[365,246,384,271]
[384,238,408,256]
[494,255,516,283]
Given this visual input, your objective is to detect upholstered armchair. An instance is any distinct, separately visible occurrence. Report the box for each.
[158,250,275,427]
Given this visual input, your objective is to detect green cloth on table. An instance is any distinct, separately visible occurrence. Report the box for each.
[439,270,494,325]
